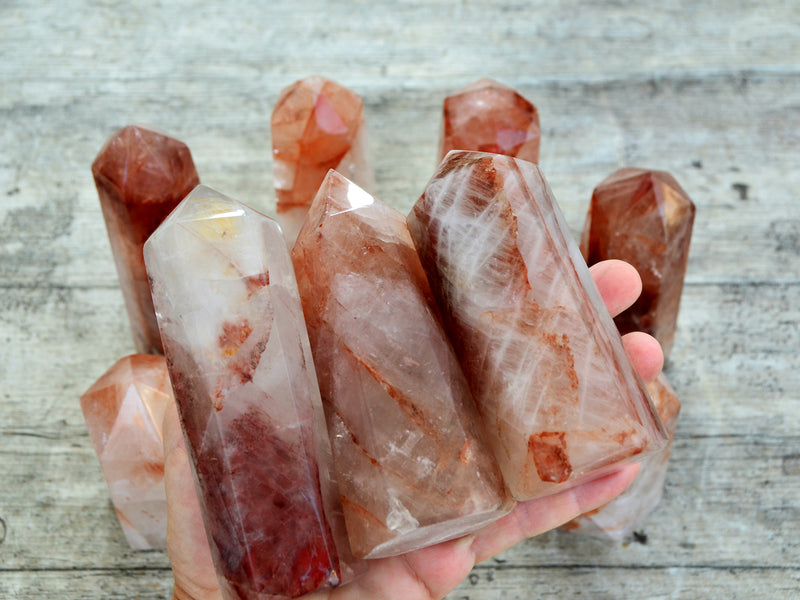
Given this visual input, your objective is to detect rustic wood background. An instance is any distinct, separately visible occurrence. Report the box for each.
[1,1,798,598]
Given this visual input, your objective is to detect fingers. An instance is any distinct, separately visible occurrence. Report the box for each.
[469,464,641,564]
[622,331,664,384]
[589,259,642,318]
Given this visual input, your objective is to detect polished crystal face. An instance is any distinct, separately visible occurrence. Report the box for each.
[80,354,173,549]
[440,78,541,163]
[563,373,681,541]
[92,124,199,354]
[580,167,696,358]
[271,76,374,245]
[292,170,513,559]
[408,151,669,501]
[144,185,359,599]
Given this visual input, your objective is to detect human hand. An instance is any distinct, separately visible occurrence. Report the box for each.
[162,258,663,600]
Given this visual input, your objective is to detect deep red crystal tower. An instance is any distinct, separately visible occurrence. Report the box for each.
[580,168,695,358]
[144,185,358,599]
[439,78,541,163]
[92,125,199,354]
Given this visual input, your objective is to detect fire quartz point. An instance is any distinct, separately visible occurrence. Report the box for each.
[80,354,172,550]
[580,168,695,358]
[271,76,374,246]
[292,170,514,559]
[439,78,541,164]
[563,372,681,540]
[144,185,358,600]
[408,151,669,501]
[92,125,200,355]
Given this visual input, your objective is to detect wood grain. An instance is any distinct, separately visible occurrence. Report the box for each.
[1,0,798,598]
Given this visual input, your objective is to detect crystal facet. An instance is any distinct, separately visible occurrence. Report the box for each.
[563,372,681,540]
[80,354,172,550]
[439,78,541,164]
[580,168,695,358]
[271,76,374,245]
[292,170,514,559]
[408,151,669,501]
[144,185,357,599]
[92,125,200,354]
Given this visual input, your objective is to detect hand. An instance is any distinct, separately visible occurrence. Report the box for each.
[162,259,663,600]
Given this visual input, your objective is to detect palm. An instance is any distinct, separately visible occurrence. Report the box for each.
[162,259,662,600]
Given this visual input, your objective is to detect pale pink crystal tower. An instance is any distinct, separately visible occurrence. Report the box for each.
[271,76,374,245]
[144,185,357,599]
[580,168,695,358]
[408,152,668,501]
[563,373,681,540]
[292,171,514,559]
[439,78,541,163]
[80,354,172,550]
[92,125,200,354]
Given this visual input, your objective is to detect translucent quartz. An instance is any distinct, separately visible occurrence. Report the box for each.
[80,354,172,550]
[92,125,200,354]
[144,185,357,599]
[271,76,374,246]
[580,168,695,358]
[408,151,669,501]
[563,373,681,540]
[439,78,540,163]
[292,170,514,559]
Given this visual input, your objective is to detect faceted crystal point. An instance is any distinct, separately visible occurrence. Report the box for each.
[80,354,172,550]
[271,76,374,246]
[144,185,358,599]
[580,168,695,358]
[92,125,200,355]
[408,151,669,501]
[563,373,681,540]
[292,171,514,559]
[439,78,541,164]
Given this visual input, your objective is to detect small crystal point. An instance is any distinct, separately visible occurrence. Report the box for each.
[563,373,681,540]
[80,354,172,550]
[292,170,513,559]
[439,78,541,163]
[580,168,696,358]
[92,125,200,355]
[271,76,374,246]
[408,151,669,501]
[144,185,357,599]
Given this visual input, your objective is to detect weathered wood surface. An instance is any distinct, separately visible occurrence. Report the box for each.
[1,1,799,598]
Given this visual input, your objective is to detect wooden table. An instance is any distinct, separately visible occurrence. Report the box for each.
[2,1,798,598]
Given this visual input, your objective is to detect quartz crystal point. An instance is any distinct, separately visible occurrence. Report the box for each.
[271,76,374,246]
[144,185,357,600]
[563,373,681,540]
[80,354,172,550]
[92,125,200,354]
[580,168,695,358]
[408,151,669,501]
[292,170,514,559]
[439,78,541,164]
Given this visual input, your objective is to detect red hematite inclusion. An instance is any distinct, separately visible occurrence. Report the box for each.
[92,125,199,354]
[580,168,695,358]
[439,78,541,163]
[271,76,373,246]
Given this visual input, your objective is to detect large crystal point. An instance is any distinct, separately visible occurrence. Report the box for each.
[580,168,695,358]
[80,354,172,550]
[92,125,200,354]
[563,373,681,540]
[292,171,514,559]
[144,185,357,599]
[408,151,669,501]
[439,78,541,163]
[271,76,374,246]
